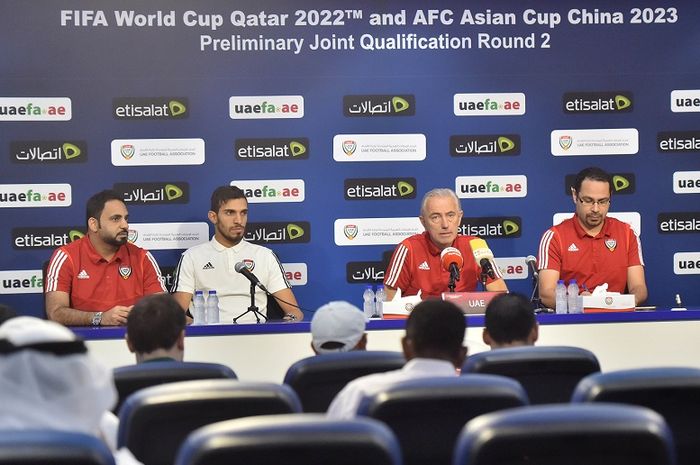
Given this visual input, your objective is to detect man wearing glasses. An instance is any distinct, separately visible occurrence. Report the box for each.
[384,188,508,301]
[537,167,647,308]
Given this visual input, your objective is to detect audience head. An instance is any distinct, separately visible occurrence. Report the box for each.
[0,316,116,435]
[483,293,538,349]
[402,299,467,368]
[0,303,17,324]
[310,301,367,354]
[126,293,186,363]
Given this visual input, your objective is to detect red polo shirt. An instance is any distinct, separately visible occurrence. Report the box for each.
[537,215,644,293]
[45,236,166,312]
[384,232,502,299]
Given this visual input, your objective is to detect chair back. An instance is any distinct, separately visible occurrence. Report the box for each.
[0,430,114,465]
[175,413,401,465]
[118,379,301,465]
[358,375,528,465]
[283,351,405,412]
[113,360,236,412]
[573,367,700,465]
[462,345,600,404]
[454,403,675,465]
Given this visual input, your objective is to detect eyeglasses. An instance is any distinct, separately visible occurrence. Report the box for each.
[427,212,460,224]
[577,196,610,207]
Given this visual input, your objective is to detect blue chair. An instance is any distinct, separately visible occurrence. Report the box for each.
[112,360,237,412]
[572,367,700,465]
[357,375,528,465]
[118,379,301,465]
[462,346,600,404]
[454,403,675,465]
[0,430,114,465]
[283,351,405,412]
[175,413,402,465]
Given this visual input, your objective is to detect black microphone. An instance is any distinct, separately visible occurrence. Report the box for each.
[470,238,497,279]
[526,255,539,279]
[234,261,269,293]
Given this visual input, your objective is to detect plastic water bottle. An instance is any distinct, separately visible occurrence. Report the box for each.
[206,289,220,324]
[555,280,568,314]
[567,279,581,314]
[374,285,386,319]
[192,290,206,325]
[362,285,375,319]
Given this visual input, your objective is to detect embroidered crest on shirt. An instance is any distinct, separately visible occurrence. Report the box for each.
[202,262,215,270]
[77,269,90,279]
[119,265,132,279]
[605,238,617,251]
[567,243,579,252]
[418,261,430,270]
[243,259,255,271]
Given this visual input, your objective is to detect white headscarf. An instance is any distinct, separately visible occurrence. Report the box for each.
[0,317,116,436]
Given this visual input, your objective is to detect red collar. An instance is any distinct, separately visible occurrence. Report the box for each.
[572,215,611,239]
[82,236,128,264]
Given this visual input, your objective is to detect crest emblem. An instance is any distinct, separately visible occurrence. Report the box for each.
[605,296,613,306]
[342,140,357,156]
[120,144,135,159]
[243,259,255,271]
[119,265,132,279]
[127,229,138,243]
[605,239,617,251]
[344,224,358,240]
[559,136,572,150]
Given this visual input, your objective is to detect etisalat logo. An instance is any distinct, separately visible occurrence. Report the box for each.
[10,141,86,163]
[12,227,84,249]
[346,261,386,283]
[564,173,635,195]
[235,138,309,160]
[563,92,633,113]
[344,178,416,200]
[657,212,700,234]
[458,217,522,238]
[450,135,520,157]
[113,182,189,204]
[244,222,310,243]
[343,95,415,117]
[113,98,188,119]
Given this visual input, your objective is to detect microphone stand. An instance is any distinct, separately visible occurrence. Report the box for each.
[530,272,543,310]
[448,264,460,293]
[479,270,488,291]
[233,282,268,324]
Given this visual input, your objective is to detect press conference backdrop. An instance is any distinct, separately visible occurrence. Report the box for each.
[1,0,698,318]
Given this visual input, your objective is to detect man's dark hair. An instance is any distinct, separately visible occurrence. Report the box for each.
[0,304,17,325]
[127,294,185,354]
[484,293,536,345]
[573,167,613,195]
[210,186,247,213]
[86,189,125,224]
[406,299,466,359]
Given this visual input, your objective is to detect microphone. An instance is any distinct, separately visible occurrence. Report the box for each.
[526,255,539,279]
[469,238,497,279]
[440,247,463,273]
[234,261,269,293]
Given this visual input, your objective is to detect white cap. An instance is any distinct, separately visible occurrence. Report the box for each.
[311,301,366,354]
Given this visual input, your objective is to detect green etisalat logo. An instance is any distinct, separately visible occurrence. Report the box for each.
[164,184,183,200]
[69,230,84,241]
[392,96,410,113]
[289,141,306,157]
[615,95,632,110]
[503,220,519,235]
[396,181,414,196]
[62,143,81,159]
[612,175,630,192]
[286,223,305,239]
[497,137,516,153]
[168,100,187,116]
